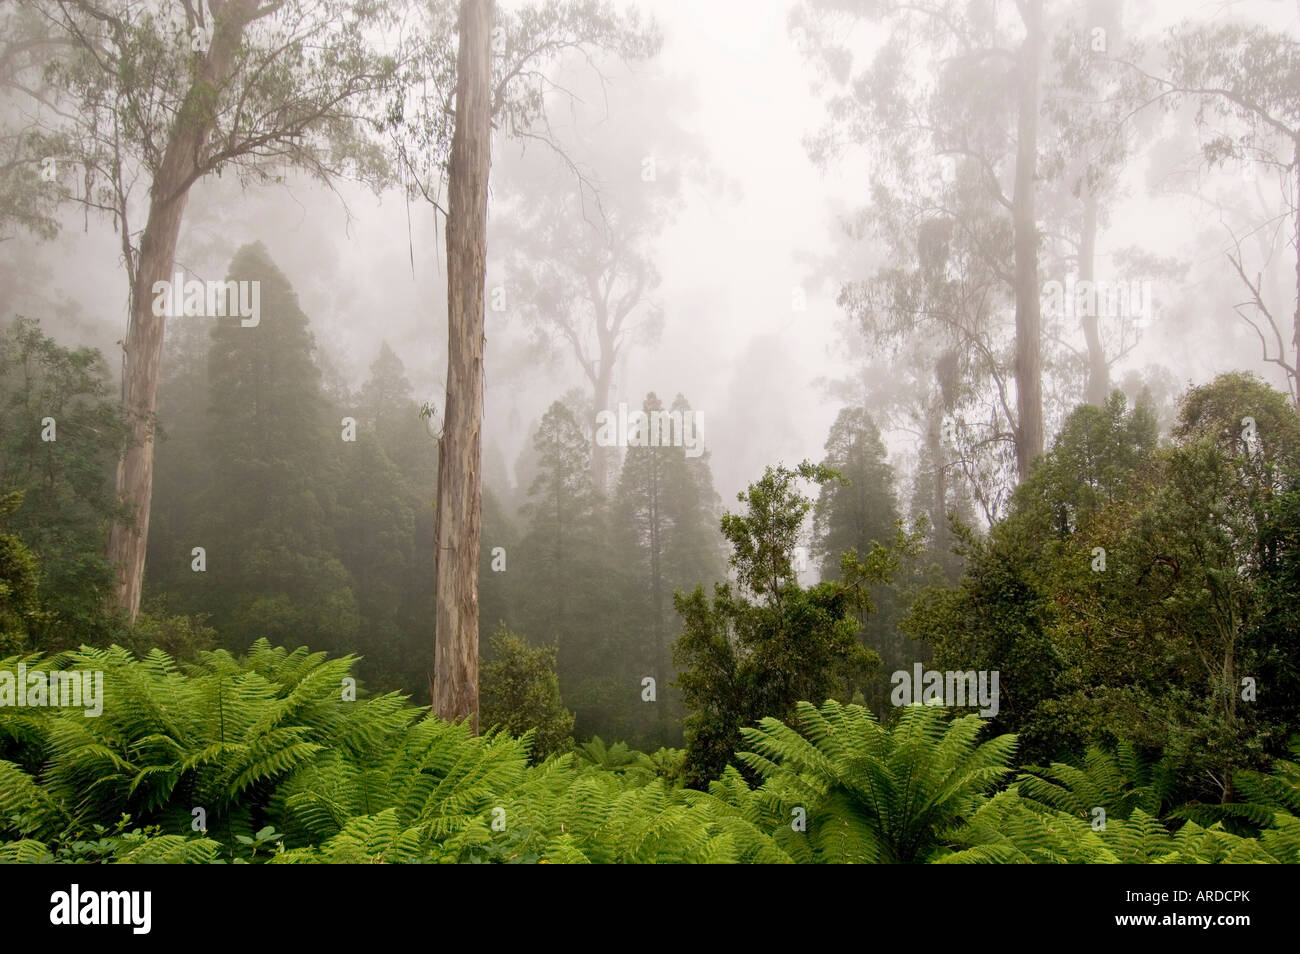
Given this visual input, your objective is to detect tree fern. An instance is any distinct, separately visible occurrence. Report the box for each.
[1017,742,1167,823]
[738,701,1018,863]
[4,644,1296,864]
[937,789,1117,863]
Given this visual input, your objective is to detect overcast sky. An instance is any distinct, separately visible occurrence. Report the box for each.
[7,0,1298,510]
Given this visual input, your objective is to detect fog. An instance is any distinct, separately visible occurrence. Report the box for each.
[8,0,1295,509]
[2,0,1299,777]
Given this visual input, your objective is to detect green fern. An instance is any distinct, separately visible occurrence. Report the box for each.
[1017,742,1167,824]
[4,643,1297,864]
[736,701,1018,863]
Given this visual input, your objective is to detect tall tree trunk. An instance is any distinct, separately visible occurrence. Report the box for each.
[1012,0,1044,480]
[106,2,257,621]
[1080,184,1109,406]
[432,0,493,729]
[1082,0,1121,409]
[1292,134,1299,408]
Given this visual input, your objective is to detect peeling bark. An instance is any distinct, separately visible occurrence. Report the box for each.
[432,0,493,729]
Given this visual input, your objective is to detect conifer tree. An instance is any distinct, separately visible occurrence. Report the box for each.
[612,392,725,746]
[186,243,360,658]
[517,400,625,739]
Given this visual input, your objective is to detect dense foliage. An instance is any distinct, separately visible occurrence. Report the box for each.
[3,278,1299,860]
[1,644,1295,864]
[2,0,1296,871]
[906,376,1300,804]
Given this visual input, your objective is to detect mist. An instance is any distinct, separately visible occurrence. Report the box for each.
[2,0,1299,876]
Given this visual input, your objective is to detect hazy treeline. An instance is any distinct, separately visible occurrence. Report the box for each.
[1,0,1299,866]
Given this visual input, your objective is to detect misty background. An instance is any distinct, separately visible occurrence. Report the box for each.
[10,0,1293,511]
[3,0,1300,772]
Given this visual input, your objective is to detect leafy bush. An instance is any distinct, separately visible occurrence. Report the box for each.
[479,625,574,762]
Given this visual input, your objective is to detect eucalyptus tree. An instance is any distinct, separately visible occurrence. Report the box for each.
[492,60,694,493]
[3,0,404,621]
[4,0,659,650]
[794,0,1052,480]
[1143,19,1299,407]
[395,1,660,724]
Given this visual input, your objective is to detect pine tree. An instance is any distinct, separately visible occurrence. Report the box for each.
[186,242,360,658]
[516,400,623,739]
[146,316,215,613]
[612,392,725,747]
[811,407,911,711]
[812,408,901,580]
[663,394,727,593]
[357,342,436,491]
